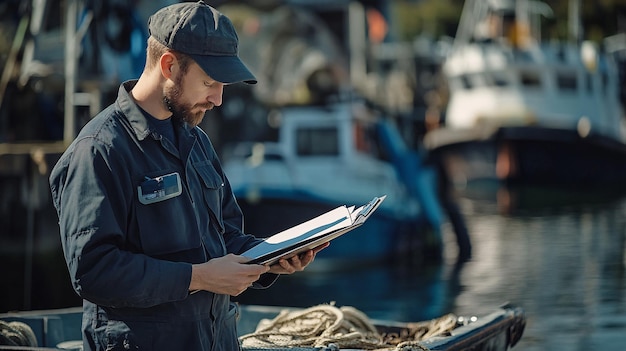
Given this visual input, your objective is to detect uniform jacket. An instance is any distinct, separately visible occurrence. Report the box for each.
[49,81,276,350]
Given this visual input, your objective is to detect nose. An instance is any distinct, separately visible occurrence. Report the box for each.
[208,84,224,107]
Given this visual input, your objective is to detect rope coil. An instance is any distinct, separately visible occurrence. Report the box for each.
[0,320,38,347]
[240,304,459,351]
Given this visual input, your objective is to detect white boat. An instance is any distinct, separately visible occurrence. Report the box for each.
[423,0,626,188]
[223,101,445,265]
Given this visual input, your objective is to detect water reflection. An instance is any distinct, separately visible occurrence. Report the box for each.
[235,259,464,322]
[236,186,626,351]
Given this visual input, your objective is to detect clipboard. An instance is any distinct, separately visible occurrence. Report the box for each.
[241,195,386,265]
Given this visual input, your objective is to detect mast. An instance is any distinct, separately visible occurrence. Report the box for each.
[568,0,581,43]
[63,0,93,145]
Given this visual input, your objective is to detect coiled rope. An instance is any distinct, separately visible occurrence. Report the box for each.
[0,320,38,347]
[239,304,459,350]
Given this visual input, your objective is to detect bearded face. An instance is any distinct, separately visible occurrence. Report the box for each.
[163,71,214,127]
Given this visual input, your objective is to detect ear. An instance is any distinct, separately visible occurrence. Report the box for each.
[159,52,177,79]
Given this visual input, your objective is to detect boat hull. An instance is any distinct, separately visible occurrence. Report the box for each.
[426,125,626,188]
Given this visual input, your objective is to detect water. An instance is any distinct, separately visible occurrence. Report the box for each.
[3,184,625,350]
[234,185,626,351]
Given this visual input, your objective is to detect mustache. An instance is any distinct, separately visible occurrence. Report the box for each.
[195,102,214,110]
[163,98,214,112]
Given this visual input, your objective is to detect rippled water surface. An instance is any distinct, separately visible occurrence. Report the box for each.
[236,186,626,351]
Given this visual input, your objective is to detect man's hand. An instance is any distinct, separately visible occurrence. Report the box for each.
[268,242,329,274]
[190,254,269,296]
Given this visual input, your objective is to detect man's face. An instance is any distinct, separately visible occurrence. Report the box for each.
[163,61,224,127]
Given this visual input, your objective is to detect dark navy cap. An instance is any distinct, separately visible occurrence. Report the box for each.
[148,1,257,84]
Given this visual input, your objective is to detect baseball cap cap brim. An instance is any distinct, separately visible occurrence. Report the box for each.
[190,53,257,85]
[148,1,257,85]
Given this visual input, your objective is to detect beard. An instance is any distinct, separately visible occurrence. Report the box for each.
[163,73,214,127]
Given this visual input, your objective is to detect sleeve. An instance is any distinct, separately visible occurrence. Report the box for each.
[49,138,192,308]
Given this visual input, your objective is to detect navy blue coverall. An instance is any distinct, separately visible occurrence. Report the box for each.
[49,81,276,350]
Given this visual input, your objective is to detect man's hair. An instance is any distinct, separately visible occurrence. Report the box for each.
[146,36,193,74]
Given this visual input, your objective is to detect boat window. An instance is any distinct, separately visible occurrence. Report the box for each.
[513,50,535,63]
[519,70,541,87]
[460,75,473,89]
[472,74,487,87]
[556,72,577,91]
[489,72,509,87]
[296,127,339,156]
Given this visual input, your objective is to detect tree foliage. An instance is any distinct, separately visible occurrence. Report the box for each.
[391,0,626,43]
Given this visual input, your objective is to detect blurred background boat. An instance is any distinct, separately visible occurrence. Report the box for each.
[423,0,626,189]
[222,100,445,266]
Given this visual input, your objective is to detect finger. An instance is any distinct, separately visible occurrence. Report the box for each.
[298,249,318,266]
[293,253,308,267]
[267,260,292,274]
[279,258,297,273]
[245,263,271,274]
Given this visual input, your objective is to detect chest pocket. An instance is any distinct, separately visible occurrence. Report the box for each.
[192,161,225,234]
[135,171,201,256]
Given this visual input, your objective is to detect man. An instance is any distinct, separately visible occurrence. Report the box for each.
[49,1,327,350]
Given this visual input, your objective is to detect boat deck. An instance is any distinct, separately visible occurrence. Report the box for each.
[1,304,526,350]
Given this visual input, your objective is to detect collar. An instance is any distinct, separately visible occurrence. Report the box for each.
[117,80,195,141]
[117,80,152,141]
